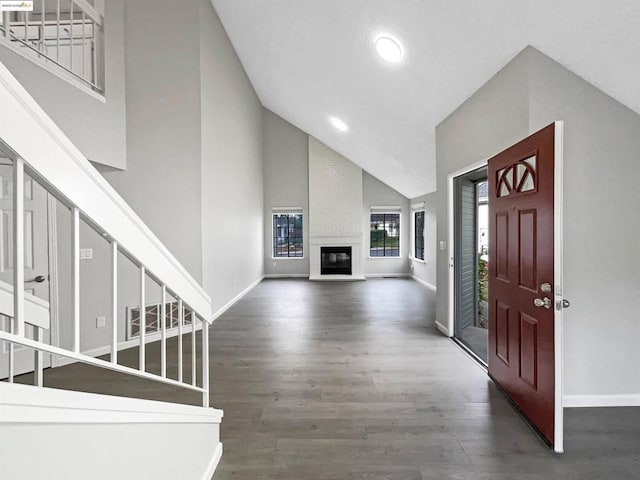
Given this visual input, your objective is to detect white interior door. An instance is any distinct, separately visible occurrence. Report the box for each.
[0,162,52,378]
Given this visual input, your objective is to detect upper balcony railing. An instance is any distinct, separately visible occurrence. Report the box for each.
[0,57,212,406]
[0,0,104,93]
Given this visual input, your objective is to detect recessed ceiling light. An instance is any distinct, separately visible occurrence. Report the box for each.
[330,116,349,132]
[375,34,403,63]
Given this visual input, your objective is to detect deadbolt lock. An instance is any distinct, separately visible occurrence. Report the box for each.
[540,283,552,293]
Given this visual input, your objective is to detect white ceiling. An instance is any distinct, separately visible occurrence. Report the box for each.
[212,0,640,199]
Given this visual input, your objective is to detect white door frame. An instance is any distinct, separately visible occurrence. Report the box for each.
[552,121,564,453]
[446,121,564,453]
[446,159,488,337]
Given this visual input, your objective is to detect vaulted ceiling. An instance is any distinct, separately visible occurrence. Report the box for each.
[212,1,640,199]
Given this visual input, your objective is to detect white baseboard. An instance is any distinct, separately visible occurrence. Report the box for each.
[202,442,223,480]
[211,275,264,321]
[411,275,437,291]
[435,321,451,337]
[264,273,309,278]
[364,273,410,278]
[563,394,640,408]
[58,276,265,368]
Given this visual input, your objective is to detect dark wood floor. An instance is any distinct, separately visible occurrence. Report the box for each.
[209,279,640,479]
[18,278,640,479]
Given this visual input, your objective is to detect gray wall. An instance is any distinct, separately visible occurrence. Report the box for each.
[262,108,309,276]
[1,0,264,358]
[362,172,410,276]
[527,50,640,397]
[409,191,437,288]
[262,115,410,278]
[436,46,640,398]
[55,204,164,355]
[60,0,266,352]
[199,0,264,314]
[0,0,126,169]
[101,0,204,282]
[435,51,530,333]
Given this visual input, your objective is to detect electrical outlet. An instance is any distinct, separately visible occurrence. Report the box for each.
[96,316,106,328]
[272,261,276,267]
[80,248,93,260]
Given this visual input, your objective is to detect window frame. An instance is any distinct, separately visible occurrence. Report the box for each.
[271,209,304,259]
[412,209,426,262]
[368,209,402,258]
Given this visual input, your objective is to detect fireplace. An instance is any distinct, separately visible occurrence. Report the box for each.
[321,246,352,275]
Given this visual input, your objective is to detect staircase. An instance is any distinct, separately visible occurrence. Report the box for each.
[0,58,223,479]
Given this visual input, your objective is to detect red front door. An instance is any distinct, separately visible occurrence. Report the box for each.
[488,123,558,446]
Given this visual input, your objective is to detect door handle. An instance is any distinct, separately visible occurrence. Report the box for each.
[26,275,46,283]
[534,297,552,309]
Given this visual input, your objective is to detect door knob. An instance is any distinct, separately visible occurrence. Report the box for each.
[534,297,552,309]
[26,275,46,283]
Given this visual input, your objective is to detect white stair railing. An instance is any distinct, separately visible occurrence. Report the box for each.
[0,57,212,407]
[0,0,104,92]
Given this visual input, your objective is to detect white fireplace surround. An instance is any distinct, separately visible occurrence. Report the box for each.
[309,237,365,281]
[308,137,365,281]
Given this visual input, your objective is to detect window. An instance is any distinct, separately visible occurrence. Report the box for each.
[273,211,303,257]
[414,210,425,260]
[370,210,400,257]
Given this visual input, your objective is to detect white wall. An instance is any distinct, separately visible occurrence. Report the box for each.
[308,136,364,278]
[409,191,437,289]
[527,49,640,398]
[362,172,410,276]
[199,0,264,315]
[0,0,126,169]
[436,46,640,401]
[262,108,309,276]
[3,423,218,480]
[0,383,222,480]
[101,0,203,282]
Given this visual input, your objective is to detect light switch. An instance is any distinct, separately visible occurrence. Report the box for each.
[80,248,93,260]
[439,241,447,251]
[96,316,106,328]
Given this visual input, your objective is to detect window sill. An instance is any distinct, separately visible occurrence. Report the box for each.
[411,258,426,264]
[368,256,401,259]
[272,256,305,260]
